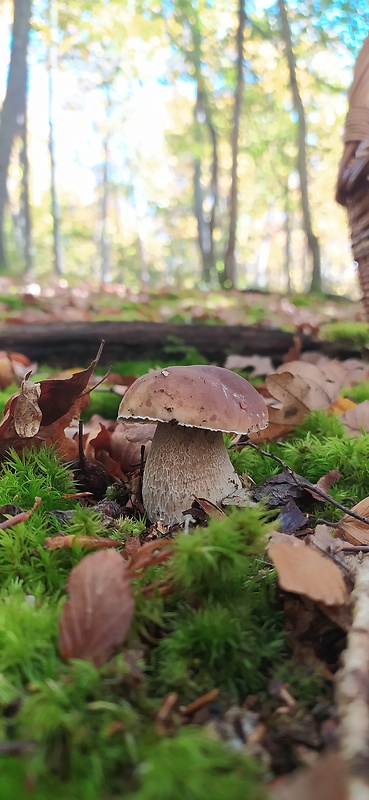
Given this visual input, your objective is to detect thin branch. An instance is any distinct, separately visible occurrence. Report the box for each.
[246,441,369,526]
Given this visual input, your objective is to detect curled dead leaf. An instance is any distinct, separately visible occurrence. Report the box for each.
[341,400,369,436]
[336,497,369,545]
[250,372,309,441]
[13,375,42,437]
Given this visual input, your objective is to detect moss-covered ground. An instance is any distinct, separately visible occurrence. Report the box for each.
[0,394,360,796]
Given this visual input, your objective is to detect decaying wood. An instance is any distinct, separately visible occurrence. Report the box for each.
[337,35,369,320]
[0,321,361,367]
[337,557,369,800]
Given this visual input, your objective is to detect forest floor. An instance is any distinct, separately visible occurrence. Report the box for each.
[0,281,368,799]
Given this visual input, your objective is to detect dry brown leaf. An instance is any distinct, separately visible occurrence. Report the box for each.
[336,497,369,545]
[268,533,348,606]
[341,400,369,436]
[59,550,134,667]
[310,524,344,556]
[251,372,309,441]
[305,469,341,501]
[127,539,173,578]
[269,750,347,800]
[13,374,42,437]
[276,361,340,407]
[329,396,357,415]
[224,354,274,376]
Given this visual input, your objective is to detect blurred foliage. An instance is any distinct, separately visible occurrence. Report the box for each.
[1,0,367,294]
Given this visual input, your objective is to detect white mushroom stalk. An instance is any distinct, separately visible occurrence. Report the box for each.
[142,422,247,526]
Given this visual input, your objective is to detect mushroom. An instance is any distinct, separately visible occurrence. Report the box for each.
[117,365,268,526]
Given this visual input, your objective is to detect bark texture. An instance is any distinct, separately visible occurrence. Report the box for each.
[278,0,321,293]
[0,320,358,367]
[223,0,245,289]
[0,0,32,269]
[336,35,369,321]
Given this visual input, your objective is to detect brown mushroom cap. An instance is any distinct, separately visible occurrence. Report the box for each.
[117,364,268,435]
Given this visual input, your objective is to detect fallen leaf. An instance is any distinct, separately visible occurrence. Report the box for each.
[224,354,274,376]
[336,497,369,545]
[276,361,340,407]
[127,539,173,578]
[252,472,305,508]
[38,345,103,426]
[305,469,341,501]
[276,499,308,535]
[59,549,134,667]
[13,374,42,437]
[341,400,369,435]
[269,750,347,800]
[192,497,225,520]
[268,533,348,605]
[251,372,309,440]
[328,396,356,415]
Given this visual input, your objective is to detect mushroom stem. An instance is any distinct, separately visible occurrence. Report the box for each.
[142,422,247,526]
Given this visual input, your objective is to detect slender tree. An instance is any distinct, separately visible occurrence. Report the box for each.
[19,108,33,276]
[277,0,321,293]
[48,0,63,276]
[193,85,218,283]
[223,0,246,289]
[0,0,32,270]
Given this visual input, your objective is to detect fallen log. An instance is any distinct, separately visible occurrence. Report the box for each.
[0,321,362,367]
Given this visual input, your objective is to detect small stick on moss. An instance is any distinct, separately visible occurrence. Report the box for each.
[247,441,369,526]
[0,496,41,531]
[180,688,220,717]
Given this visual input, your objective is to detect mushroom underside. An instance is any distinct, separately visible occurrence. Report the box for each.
[142,421,250,526]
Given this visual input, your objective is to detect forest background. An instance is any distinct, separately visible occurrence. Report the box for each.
[1,0,369,299]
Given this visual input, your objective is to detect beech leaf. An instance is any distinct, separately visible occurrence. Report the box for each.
[59,549,134,667]
[268,533,348,606]
[336,497,369,545]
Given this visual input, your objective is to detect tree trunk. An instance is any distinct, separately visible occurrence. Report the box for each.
[48,0,63,276]
[0,0,32,270]
[278,0,321,293]
[222,0,245,289]
[99,132,111,284]
[284,187,292,293]
[193,85,218,284]
[19,109,33,277]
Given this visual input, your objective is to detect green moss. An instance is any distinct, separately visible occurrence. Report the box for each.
[290,409,346,440]
[130,728,267,800]
[342,380,369,404]
[152,507,285,699]
[0,450,277,797]
[274,660,330,710]
[0,382,18,418]
[0,447,99,593]
[227,438,280,484]
[320,321,369,348]
[80,388,121,421]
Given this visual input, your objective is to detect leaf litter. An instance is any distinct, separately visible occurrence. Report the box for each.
[1,337,369,797]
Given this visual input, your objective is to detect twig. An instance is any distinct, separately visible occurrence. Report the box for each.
[0,496,41,531]
[247,441,369,526]
[180,688,220,717]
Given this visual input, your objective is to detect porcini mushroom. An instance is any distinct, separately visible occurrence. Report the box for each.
[117,365,268,526]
